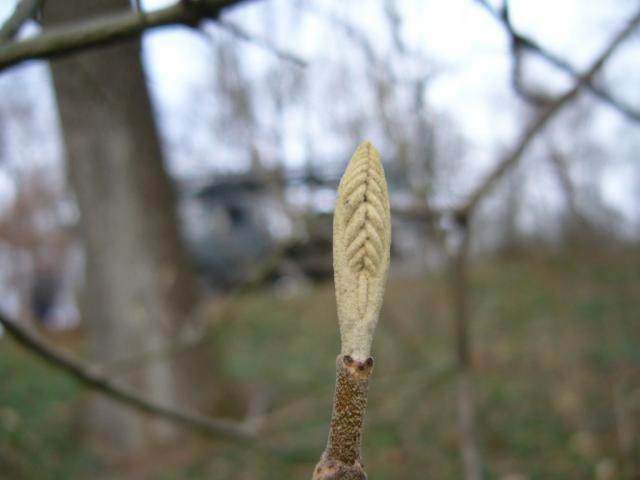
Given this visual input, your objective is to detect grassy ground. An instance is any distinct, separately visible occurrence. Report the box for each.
[1,248,639,479]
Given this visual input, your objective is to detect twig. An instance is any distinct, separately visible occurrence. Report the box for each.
[547,145,592,234]
[384,0,407,55]
[438,15,640,479]
[456,8,640,218]
[265,359,455,435]
[393,3,636,225]
[0,0,251,71]
[0,0,42,43]
[214,19,307,67]
[309,3,434,88]
[475,0,640,123]
[0,311,256,442]
[312,143,391,479]
[448,220,482,480]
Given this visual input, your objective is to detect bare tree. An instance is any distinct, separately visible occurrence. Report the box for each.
[1,2,639,477]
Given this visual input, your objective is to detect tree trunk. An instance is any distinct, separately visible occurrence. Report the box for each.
[43,0,221,452]
[449,220,482,480]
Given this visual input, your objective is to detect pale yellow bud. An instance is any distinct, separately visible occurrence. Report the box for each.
[333,142,391,361]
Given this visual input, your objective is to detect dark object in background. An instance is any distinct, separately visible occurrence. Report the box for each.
[285,213,333,281]
[178,168,429,288]
[30,271,58,325]
[180,175,277,287]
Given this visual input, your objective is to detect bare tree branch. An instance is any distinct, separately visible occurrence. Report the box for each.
[547,145,588,227]
[457,8,640,218]
[310,4,378,66]
[386,7,640,480]
[309,3,436,87]
[214,19,307,67]
[0,311,257,442]
[0,0,252,71]
[503,6,557,107]
[384,0,406,54]
[0,0,43,43]
[476,0,640,122]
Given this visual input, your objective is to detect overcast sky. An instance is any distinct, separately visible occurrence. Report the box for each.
[144,0,640,224]
[0,0,639,227]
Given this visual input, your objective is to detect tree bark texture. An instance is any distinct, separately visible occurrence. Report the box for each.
[313,354,373,480]
[43,0,220,452]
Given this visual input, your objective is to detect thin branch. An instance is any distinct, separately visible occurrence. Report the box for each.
[457,8,640,217]
[547,145,591,231]
[265,359,455,435]
[439,14,640,478]
[312,143,391,480]
[476,0,640,123]
[0,0,251,71]
[505,14,556,106]
[375,8,639,225]
[309,3,436,87]
[0,311,257,442]
[447,220,482,480]
[384,0,406,54]
[215,19,307,67]
[0,0,42,43]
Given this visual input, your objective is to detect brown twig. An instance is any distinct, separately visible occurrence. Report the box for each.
[313,355,373,480]
[0,311,256,442]
[0,0,43,43]
[0,0,250,71]
[437,14,640,479]
[475,0,640,123]
[214,19,307,67]
[456,8,640,218]
[392,5,639,224]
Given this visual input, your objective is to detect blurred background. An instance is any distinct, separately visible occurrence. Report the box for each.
[0,0,639,479]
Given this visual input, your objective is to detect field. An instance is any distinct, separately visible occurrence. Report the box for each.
[1,249,639,479]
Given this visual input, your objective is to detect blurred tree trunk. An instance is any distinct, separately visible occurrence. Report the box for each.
[449,220,482,480]
[43,0,223,452]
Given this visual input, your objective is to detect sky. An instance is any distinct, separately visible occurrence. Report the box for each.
[0,0,639,228]
[140,0,640,225]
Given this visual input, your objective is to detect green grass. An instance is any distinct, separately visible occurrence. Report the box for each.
[1,248,639,479]
[0,339,98,479]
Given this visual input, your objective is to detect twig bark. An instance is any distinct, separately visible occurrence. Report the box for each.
[475,0,640,123]
[0,311,256,442]
[0,0,42,43]
[0,0,249,71]
[313,355,373,480]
